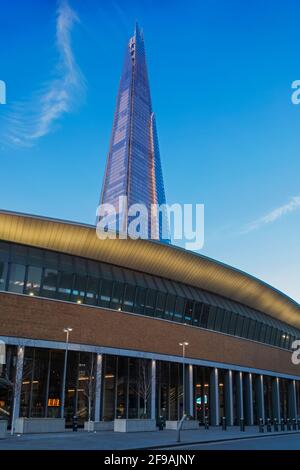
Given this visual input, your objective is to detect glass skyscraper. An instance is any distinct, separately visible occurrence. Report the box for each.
[98,23,169,242]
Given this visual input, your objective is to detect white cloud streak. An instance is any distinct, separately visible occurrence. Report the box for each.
[241,195,300,234]
[2,0,85,147]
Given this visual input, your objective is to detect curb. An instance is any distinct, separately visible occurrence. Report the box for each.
[140,430,300,450]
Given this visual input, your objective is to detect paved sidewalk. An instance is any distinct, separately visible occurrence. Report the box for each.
[0,426,299,450]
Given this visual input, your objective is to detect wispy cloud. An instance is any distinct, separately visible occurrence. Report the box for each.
[2,0,85,147]
[241,195,300,234]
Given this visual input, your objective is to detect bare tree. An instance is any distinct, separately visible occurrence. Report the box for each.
[82,354,95,431]
[134,359,152,418]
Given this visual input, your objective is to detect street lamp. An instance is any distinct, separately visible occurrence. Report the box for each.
[179,341,189,418]
[61,327,73,419]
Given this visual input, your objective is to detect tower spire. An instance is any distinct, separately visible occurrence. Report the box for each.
[98,25,169,242]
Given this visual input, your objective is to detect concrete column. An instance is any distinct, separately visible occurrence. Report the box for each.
[94,353,103,421]
[11,345,25,434]
[236,371,244,421]
[272,377,281,421]
[188,364,194,417]
[288,380,297,419]
[151,360,156,420]
[244,373,254,425]
[210,368,219,426]
[256,374,265,423]
[225,370,234,426]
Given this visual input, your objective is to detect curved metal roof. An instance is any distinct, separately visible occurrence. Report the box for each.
[0,209,299,328]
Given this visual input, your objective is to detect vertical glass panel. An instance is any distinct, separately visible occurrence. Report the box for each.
[25,266,42,296]
[155,292,166,318]
[116,357,128,419]
[207,305,217,330]
[85,276,99,305]
[47,350,64,418]
[76,352,95,426]
[214,308,225,332]
[20,348,34,418]
[221,311,232,334]
[228,313,236,335]
[164,294,176,320]
[241,317,250,338]
[110,281,124,310]
[65,351,79,426]
[102,355,117,421]
[145,289,156,316]
[184,300,194,324]
[8,263,26,294]
[71,274,87,304]
[30,349,49,418]
[247,319,256,339]
[173,297,184,322]
[41,269,58,298]
[199,304,210,328]
[235,315,244,337]
[99,279,113,308]
[134,287,146,315]
[57,272,73,301]
[123,284,136,312]
[0,261,8,291]
[128,358,139,419]
[192,302,203,326]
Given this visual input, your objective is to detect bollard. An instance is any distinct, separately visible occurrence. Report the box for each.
[240,418,245,432]
[292,418,297,431]
[266,418,272,432]
[259,417,264,433]
[280,418,285,432]
[204,416,209,430]
[222,416,227,431]
[274,418,279,432]
[72,415,78,432]
[287,418,291,431]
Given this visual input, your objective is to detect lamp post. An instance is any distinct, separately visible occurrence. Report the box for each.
[179,341,189,417]
[61,328,72,419]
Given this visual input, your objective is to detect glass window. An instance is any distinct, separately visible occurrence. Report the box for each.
[235,314,244,337]
[247,319,256,339]
[134,287,146,315]
[220,310,231,334]
[8,263,26,293]
[192,302,202,325]
[173,297,185,322]
[199,304,210,328]
[71,274,87,304]
[0,261,8,291]
[85,276,99,305]
[241,317,250,338]
[228,312,236,335]
[264,325,272,344]
[110,282,124,310]
[25,266,42,296]
[183,300,194,324]
[258,323,267,343]
[253,321,261,341]
[57,271,73,301]
[270,327,276,345]
[41,269,58,298]
[99,279,113,308]
[122,284,136,312]
[207,305,217,330]
[164,294,176,320]
[145,289,157,316]
[155,292,166,318]
[214,308,224,332]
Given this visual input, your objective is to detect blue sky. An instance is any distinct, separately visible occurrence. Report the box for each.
[0,0,299,302]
